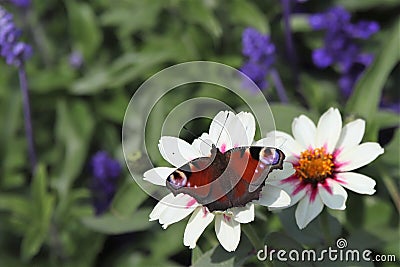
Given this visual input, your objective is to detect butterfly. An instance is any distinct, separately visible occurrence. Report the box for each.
[165,144,285,212]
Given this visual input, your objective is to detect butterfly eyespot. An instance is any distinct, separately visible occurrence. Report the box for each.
[260,148,280,165]
[167,170,187,189]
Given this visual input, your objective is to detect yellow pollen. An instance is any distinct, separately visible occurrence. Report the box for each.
[295,147,334,182]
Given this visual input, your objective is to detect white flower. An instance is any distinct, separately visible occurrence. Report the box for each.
[258,107,384,229]
[144,111,290,251]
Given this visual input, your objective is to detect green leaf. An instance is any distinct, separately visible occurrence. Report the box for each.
[65,1,102,60]
[0,194,30,218]
[191,246,203,266]
[110,180,148,215]
[228,0,269,33]
[277,207,341,246]
[81,208,151,234]
[299,74,339,112]
[183,1,222,38]
[52,100,94,196]
[270,104,318,133]
[21,164,55,261]
[100,1,163,37]
[265,232,313,267]
[372,110,400,130]
[191,237,252,267]
[30,62,75,93]
[336,0,400,10]
[290,14,311,32]
[345,18,400,122]
[70,67,112,94]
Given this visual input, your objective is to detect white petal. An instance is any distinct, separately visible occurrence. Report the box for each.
[143,167,175,186]
[254,136,287,149]
[336,172,376,195]
[152,193,199,229]
[318,179,347,210]
[266,131,303,157]
[236,112,256,145]
[336,142,384,172]
[256,185,291,208]
[316,108,342,153]
[149,197,169,221]
[222,112,251,149]
[215,214,241,252]
[292,115,317,149]
[209,111,234,150]
[265,162,295,183]
[335,119,365,149]
[184,207,214,249]
[158,136,202,167]
[295,194,324,229]
[232,204,254,224]
[191,133,213,156]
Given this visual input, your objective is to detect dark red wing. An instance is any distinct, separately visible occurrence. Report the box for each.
[165,146,285,212]
[225,147,285,207]
[228,146,284,189]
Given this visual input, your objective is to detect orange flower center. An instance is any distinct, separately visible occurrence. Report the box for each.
[295,147,334,183]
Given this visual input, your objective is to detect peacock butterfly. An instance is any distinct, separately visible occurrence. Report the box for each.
[166,144,285,212]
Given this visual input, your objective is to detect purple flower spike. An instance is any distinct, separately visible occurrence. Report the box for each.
[90,151,122,214]
[309,6,379,96]
[1,5,36,173]
[91,151,121,180]
[0,6,33,66]
[241,27,276,90]
[242,28,275,62]
[10,0,31,9]
[345,21,380,39]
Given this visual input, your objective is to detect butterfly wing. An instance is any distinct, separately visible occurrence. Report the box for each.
[225,146,285,207]
[165,146,230,206]
[165,146,285,212]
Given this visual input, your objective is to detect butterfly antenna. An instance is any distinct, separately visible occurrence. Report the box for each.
[277,137,287,149]
[215,112,230,145]
[182,126,212,148]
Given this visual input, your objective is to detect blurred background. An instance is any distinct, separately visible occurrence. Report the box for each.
[0,0,399,266]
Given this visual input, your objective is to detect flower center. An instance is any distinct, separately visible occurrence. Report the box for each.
[295,147,334,183]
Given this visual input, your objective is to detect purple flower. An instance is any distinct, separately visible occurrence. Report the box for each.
[345,21,380,39]
[90,151,121,214]
[0,6,32,66]
[241,28,276,90]
[242,28,275,62]
[241,61,268,90]
[69,50,84,69]
[9,0,31,8]
[309,6,379,96]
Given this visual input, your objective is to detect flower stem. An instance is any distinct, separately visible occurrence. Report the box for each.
[18,65,36,173]
[242,224,262,250]
[242,224,273,266]
[270,68,289,103]
[319,210,332,245]
[281,0,299,87]
[380,168,400,214]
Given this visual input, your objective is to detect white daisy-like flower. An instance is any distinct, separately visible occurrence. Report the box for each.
[257,107,384,229]
[144,111,291,251]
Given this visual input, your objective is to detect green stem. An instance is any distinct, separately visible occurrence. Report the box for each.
[242,224,262,250]
[380,168,400,214]
[319,210,332,245]
[242,224,273,266]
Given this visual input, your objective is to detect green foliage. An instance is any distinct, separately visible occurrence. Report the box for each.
[0,0,398,266]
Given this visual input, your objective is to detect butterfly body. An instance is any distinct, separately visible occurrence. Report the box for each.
[166,145,285,212]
